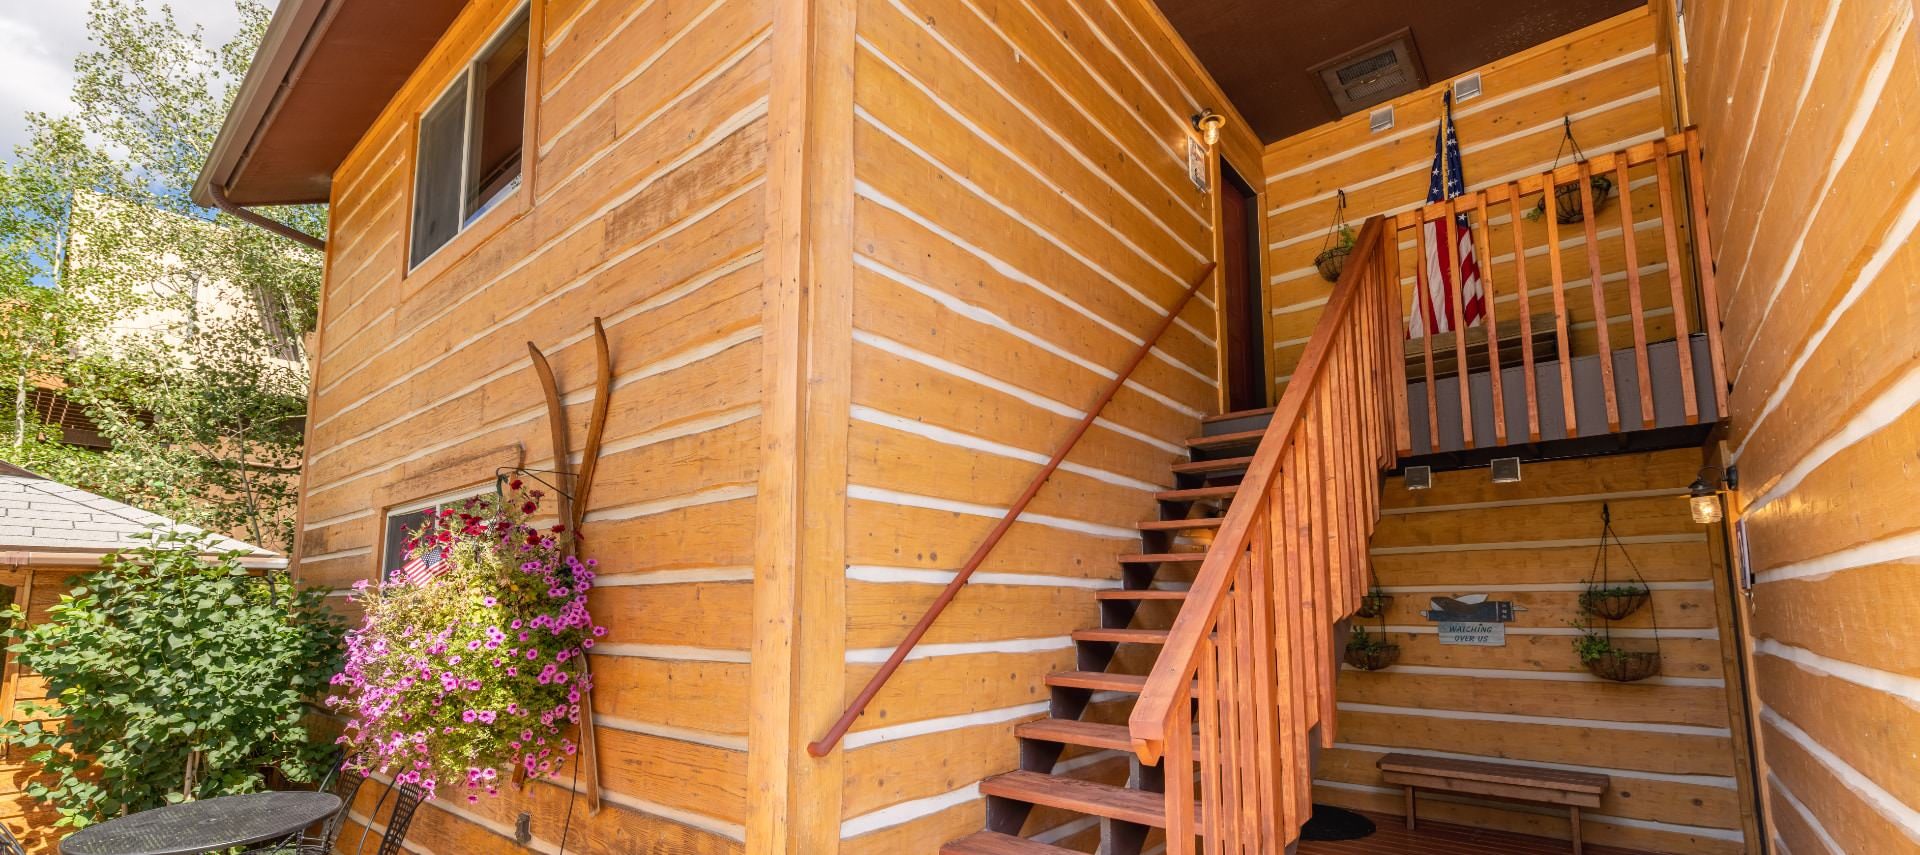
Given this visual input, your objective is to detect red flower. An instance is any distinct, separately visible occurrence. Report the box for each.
[521,501,538,514]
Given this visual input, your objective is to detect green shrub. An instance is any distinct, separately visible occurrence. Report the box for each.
[1,529,343,829]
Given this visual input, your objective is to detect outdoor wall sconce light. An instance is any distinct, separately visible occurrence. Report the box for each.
[1194,109,1226,146]
[1404,465,1432,491]
[1688,465,1737,525]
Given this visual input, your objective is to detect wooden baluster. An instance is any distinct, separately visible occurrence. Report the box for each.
[1283,444,1312,820]
[1233,567,1261,847]
[1542,176,1579,436]
[1269,467,1302,836]
[1386,230,1412,456]
[1507,192,1541,441]
[1684,129,1729,417]
[1216,590,1241,855]
[1167,676,1196,855]
[1652,139,1699,423]
[1444,198,1475,448]
[1578,160,1622,432]
[1411,219,1440,449]
[1198,634,1221,855]
[1474,195,1507,445]
[1613,156,1655,428]
[1251,500,1282,848]
[1339,344,1364,610]
[1301,402,1325,730]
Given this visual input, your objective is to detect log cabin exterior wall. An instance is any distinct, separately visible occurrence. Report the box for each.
[1331,451,1756,854]
[1683,0,1920,852]
[0,567,79,855]
[829,0,1255,849]
[1261,8,1692,395]
[295,0,1252,852]
[300,0,773,851]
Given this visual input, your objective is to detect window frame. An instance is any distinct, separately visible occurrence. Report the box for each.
[379,485,492,583]
[402,1,539,282]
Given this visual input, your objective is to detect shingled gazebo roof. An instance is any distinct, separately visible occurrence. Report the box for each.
[0,462,284,569]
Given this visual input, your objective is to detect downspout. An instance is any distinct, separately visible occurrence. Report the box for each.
[207,183,326,252]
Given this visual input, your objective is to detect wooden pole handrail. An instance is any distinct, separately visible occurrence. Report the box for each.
[1127,218,1388,765]
[1391,131,1695,230]
[807,261,1218,758]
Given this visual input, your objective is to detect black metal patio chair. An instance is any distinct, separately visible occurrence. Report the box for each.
[0,823,26,855]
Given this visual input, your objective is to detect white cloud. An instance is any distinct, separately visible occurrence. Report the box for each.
[0,0,259,160]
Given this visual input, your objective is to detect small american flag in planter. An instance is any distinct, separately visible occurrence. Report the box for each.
[392,543,447,586]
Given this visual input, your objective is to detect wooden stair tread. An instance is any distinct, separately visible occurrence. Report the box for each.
[1155,485,1238,502]
[1170,455,1253,474]
[1136,517,1224,531]
[1047,670,1146,692]
[1015,718,1133,751]
[1117,552,1206,564]
[1072,628,1169,644]
[1184,428,1263,449]
[1095,588,1188,600]
[941,832,1081,855]
[979,770,1169,828]
[1202,406,1277,424]
[1046,670,1199,698]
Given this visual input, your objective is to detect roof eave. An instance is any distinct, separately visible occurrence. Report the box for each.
[192,0,331,209]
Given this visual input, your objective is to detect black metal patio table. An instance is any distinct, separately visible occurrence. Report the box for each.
[59,791,342,855]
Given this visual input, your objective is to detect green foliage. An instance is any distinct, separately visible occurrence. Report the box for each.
[1347,623,1390,653]
[0,0,323,551]
[1569,620,1621,664]
[0,529,344,829]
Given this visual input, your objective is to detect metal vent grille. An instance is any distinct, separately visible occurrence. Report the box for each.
[1491,457,1522,484]
[1312,29,1425,117]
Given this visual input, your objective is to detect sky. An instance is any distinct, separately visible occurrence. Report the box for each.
[0,0,258,160]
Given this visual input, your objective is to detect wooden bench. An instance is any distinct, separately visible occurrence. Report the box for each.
[1377,753,1609,854]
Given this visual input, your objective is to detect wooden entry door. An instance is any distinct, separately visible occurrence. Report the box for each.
[1219,162,1267,411]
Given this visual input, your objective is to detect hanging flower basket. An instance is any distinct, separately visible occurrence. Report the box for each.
[1344,623,1398,671]
[1315,244,1353,282]
[1584,649,1661,683]
[1345,642,1401,671]
[1354,592,1394,619]
[1316,192,1354,283]
[1580,585,1650,620]
[1546,173,1615,224]
[329,486,607,803]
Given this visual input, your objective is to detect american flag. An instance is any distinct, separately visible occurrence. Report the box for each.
[392,543,446,586]
[1410,91,1486,339]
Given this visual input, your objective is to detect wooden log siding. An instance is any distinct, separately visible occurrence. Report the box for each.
[1261,7,1690,393]
[1684,0,1920,852]
[1322,451,1759,855]
[833,0,1257,848]
[293,0,775,851]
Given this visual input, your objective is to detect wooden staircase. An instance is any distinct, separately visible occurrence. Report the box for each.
[942,406,1276,855]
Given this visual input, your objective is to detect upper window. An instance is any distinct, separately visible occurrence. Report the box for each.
[409,8,531,269]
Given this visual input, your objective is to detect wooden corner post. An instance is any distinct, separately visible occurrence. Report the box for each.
[748,0,857,852]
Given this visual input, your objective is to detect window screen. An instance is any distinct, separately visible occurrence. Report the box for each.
[382,507,435,579]
[407,6,530,268]
[410,80,469,267]
[468,15,529,219]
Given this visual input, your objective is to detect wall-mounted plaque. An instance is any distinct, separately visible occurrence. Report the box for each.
[1437,621,1506,646]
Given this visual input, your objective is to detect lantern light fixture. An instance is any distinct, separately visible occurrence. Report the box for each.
[1194,109,1226,146]
[1688,465,1737,525]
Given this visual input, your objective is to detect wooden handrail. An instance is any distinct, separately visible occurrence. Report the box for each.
[1127,217,1399,851]
[807,262,1217,758]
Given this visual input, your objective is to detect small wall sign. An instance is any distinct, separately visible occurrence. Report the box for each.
[1187,136,1209,193]
[1437,621,1506,646]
